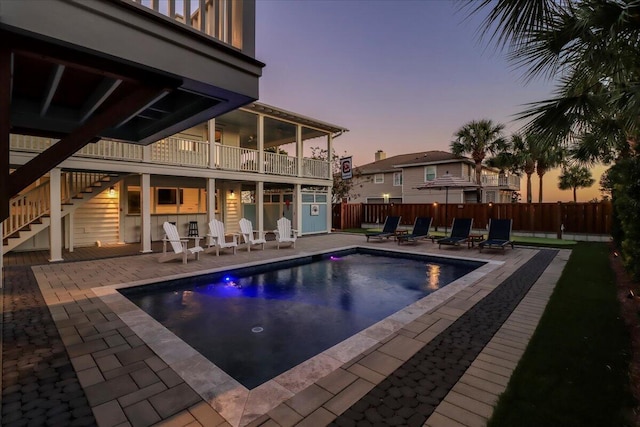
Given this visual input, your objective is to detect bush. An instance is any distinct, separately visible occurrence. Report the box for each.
[612,157,640,280]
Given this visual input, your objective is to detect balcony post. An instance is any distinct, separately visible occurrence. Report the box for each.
[328,132,333,179]
[208,118,217,168]
[49,168,63,262]
[326,186,333,233]
[207,178,216,224]
[256,181,264,233]
[296,125,303,177]
[140,173,152,253]
[257,114,264,174]
[295,183,302,233]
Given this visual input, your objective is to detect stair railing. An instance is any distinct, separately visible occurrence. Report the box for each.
[3,171,115,240]
[2,181,51,239]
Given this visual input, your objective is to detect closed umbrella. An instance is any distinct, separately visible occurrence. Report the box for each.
[414,172,479,234]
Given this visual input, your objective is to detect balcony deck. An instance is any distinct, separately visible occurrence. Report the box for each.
[10,135,331,180]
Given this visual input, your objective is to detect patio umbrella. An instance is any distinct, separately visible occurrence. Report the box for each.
[414,172,479,234]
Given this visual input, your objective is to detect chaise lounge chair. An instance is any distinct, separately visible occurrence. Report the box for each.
[479,218,514,251]
[205,219,238,256]
[274,217,297,249]
[437,218,473,249]
[397,216,433,245]
[239,218,267,252]
[159,221,204,264]
[365,216,401,242]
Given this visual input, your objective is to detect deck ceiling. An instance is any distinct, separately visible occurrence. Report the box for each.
[6,32,223,145]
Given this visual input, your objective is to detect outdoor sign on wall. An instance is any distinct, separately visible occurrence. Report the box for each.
[340,156,353,180]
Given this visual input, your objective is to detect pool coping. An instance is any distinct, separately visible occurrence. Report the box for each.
[92,245,503,426]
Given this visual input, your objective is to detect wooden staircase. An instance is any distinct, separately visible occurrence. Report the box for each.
[2,171,127,253]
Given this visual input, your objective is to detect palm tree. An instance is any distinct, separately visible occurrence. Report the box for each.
[558,165,595,202]
[535,143,564,203]
[460,0,640,156]
[451,120,506,202]
[510,133,538,203]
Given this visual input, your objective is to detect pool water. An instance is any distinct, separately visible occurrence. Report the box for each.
[122,250,481,389]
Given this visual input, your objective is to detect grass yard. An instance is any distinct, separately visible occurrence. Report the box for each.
[488,242,635,427]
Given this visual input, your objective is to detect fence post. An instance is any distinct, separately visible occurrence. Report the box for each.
[557,201,563,239]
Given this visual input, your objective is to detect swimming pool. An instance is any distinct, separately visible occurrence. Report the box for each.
[120,248,483,389]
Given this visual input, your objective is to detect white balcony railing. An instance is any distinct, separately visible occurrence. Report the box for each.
[78,140,144,161]
[216,145,259,173]
[151,138,208,167]
[10,135,331,180]
[303,158,330,179]
[264,151,298,176]
[481,175,521,189]
[129,0,243,50]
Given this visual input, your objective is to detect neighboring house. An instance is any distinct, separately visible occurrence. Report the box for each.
[2,1,348,261]
[350,150,520,204]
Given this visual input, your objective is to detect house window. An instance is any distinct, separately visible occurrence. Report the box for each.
[393,172,402,186]
[424,166,437,182]
[374,174,384,184]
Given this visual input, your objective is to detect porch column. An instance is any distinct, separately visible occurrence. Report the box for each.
[118,184,126,244]
[49,168,63,262]
[140,173,152,253]
[257,115,264,173]
[256,181,264,233]
[326,186,333,233]
[295,183,303,234]
[64,211,75,252]
[207,178,216,222]
[296,125,303,177]
[328,133,333,180]
[208,118,217,168]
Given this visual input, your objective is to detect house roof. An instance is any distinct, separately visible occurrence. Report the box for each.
[356,151,473,174]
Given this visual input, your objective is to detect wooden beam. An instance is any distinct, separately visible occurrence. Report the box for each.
[7,85,168,200]
[40,64,65,116]
[0,47,12,222]
[79,78,122,123]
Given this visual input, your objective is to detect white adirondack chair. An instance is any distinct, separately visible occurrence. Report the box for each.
[238,218,266,252]
[274,217,297,249]
[160,222,203,264]
[205,219,238,256]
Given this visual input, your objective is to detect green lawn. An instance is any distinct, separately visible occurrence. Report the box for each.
[488,242,635,427]
[342,228,578,247]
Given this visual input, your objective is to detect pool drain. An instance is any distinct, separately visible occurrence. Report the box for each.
[251,327,264,333]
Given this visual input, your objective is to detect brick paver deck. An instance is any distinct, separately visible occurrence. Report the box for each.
[1,235,570,427]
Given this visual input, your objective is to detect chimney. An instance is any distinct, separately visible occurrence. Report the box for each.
[375,150,386,162]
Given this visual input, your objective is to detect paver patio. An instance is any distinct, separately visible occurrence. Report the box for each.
[1,233,569,426]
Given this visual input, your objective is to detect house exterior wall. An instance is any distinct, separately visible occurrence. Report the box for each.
[351,171,400,203]
[397,162,467,203]
[74,188,120,247]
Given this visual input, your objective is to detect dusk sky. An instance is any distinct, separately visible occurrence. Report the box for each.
[255,0,607,203]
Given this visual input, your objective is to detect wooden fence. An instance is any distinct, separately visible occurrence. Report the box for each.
[332,202,612,236]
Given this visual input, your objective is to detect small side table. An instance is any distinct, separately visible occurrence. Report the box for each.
[394,229,408,241]
[468,234,484,248]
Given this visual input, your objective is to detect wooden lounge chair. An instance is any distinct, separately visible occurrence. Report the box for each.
[159,221,203,264]
[205,219,238,256]
[274,217,297,249]
[239,218,267,252]
[479,218,514,251]
[365,216,401,242]
[437,218,473,249]
[398,217,433,245]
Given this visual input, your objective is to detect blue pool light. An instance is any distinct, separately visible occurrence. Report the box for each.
[330,255,341,261]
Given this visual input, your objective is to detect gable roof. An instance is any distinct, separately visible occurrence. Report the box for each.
[356,150,473,174]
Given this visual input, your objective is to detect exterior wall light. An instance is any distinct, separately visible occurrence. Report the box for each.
[109,186,115,196]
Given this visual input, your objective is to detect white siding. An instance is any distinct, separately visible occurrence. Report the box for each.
[74,189,119,247]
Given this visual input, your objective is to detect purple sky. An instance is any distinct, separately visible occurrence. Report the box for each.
[254,1,604,202]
